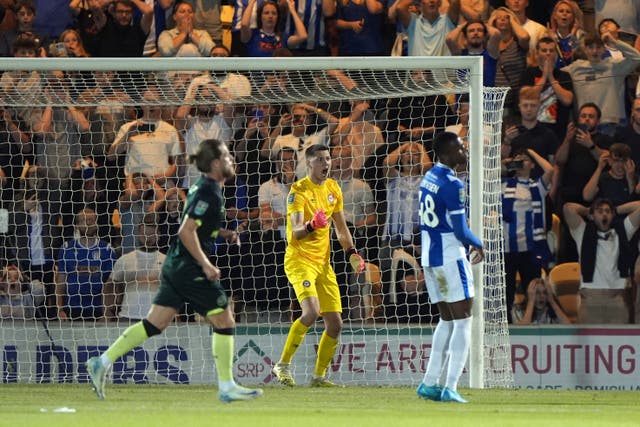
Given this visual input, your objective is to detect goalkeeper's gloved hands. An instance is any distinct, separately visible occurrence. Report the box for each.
[347,247,365,273]
[305,209,328,233]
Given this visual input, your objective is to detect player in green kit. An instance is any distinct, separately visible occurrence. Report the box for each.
[87,139,263,403]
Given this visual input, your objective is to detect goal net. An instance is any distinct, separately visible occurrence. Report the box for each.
[0,57,511,388]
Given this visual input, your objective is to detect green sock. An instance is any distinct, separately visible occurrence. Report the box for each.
[212,333,234,383]
[314,332,338,378]
[280,319,309,364]
[104,322,149,363]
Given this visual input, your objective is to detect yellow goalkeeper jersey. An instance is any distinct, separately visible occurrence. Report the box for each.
[285,176,343,266]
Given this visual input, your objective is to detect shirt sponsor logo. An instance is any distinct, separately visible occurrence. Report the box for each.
[194,200,209,215]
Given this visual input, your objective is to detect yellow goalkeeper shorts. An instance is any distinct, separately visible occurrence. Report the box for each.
[285,258,342,314]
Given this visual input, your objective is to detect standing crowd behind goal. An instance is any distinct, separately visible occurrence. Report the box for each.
[2,0,640,325]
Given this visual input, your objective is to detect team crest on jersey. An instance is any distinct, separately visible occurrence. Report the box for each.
[328,194,335,203]
[217,295,227,307]
[302,280,311,288]
[458,188,465,203]
[194,200,209,215]
[288,193,295,205]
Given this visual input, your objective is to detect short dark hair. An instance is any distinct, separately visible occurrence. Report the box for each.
[582,33,604,48]
[598,18,620,33]
[432,131,460,159]
[461,19,487,37]
[305,144,330,159]
[579,102,602,119]
[609,143,631,159]
[14,0,35,14]
[189,139,225,173]
[114,0,134,10]
[172,1,193,16]
[12,36,38,54]
[589,198,615,215]
[210,44,230,57]
[141,212,159,227]
[536,36,556,49]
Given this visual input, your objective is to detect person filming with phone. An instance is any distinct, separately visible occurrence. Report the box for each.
[501,147,554,323]
[501,86,559,180]
[555,102,614,208]
[555,102,614,263]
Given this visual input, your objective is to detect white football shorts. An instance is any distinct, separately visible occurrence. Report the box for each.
[423,258,474,304]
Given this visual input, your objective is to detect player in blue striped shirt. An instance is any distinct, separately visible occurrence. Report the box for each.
[416,131,484,403]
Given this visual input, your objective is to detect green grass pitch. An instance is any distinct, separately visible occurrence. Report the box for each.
[2,384,640,427]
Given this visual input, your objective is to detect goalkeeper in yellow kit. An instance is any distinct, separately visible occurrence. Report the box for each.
[272,144,365,387]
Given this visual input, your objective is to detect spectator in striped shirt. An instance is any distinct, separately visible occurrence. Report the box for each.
[501,147,554,322]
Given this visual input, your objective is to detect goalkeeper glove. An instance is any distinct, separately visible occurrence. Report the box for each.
[347,247,365,273]
[305,209,328,233]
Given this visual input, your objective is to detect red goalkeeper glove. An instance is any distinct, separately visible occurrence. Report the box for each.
[305,209,328,233]
[347,247,365,273]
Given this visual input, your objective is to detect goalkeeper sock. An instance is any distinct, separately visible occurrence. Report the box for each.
[423,319,452,386]
[280,319,309,364]
[445,317,472,391]
[103,321,149,366]
[313,331,338,378]
[212,331,235,388]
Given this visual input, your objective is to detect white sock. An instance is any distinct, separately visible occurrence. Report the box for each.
[218,380,236,392]
[99,354,112,370]
[445,316,472,391]
[422,319,452,386]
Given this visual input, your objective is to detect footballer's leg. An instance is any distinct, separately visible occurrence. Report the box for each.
[209,306,263,403]
[86,315,164,400]
[311,272,344,387]
[273,267,320,386]
[417,268,450,401]
[86,356,108,400]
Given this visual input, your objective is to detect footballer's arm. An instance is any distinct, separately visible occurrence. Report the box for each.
[332,210,356,250]
[290,211,308,241]
[178,217,220,281]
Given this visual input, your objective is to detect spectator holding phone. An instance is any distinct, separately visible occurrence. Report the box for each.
[107,88,182,185]
[174,77,236,189]
[0,0,49,57]
[58,29,90,57]
[582,143,636,206]
[501,86,560,179]
[335,0,385,56]
[556,103,613,208]
[555,102,613,262]
[501,147,554,322]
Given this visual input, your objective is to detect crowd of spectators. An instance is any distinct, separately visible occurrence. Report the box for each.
[1,0,640,326]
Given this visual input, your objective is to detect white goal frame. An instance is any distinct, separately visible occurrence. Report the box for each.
[0,56,511,388]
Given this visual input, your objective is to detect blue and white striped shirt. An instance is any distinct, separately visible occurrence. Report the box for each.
[419,163,469,267]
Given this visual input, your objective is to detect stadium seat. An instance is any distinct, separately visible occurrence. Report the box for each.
[548,262,581,322]
[390,248,422,304]
[360,262,383,322]
[111,209,121,229]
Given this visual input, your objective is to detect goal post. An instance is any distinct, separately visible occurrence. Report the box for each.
[0,56,511,388]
